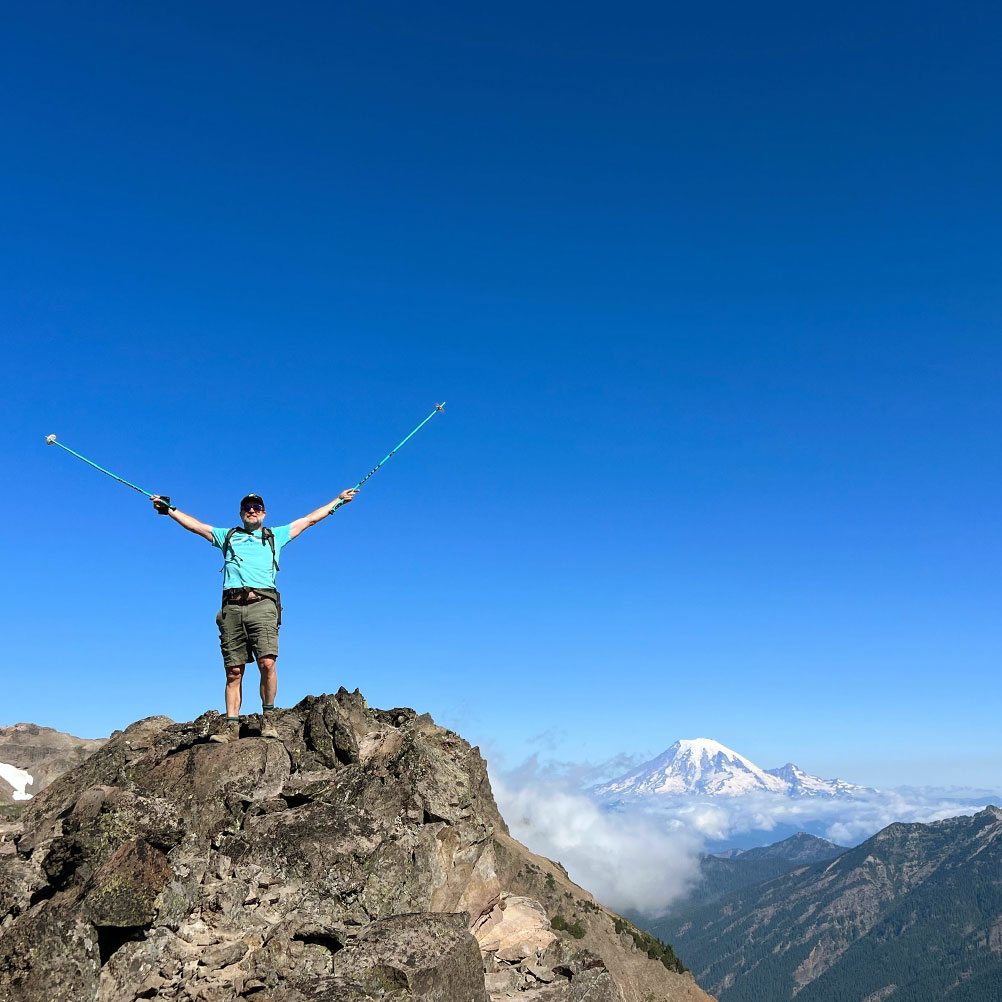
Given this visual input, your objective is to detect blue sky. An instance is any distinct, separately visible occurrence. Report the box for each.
[4,1,1001,789]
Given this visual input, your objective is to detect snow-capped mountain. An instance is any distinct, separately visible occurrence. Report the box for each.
[594,738,871,800]
[765,762,868,798]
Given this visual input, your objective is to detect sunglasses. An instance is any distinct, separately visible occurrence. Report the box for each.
[241,504,265,513]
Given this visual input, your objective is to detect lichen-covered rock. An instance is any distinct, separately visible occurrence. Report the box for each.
[0,905,101,1002]
[0,689,713,1002]
[83,837,173,928]
[333,912,488,1001]
[0,843,44,928]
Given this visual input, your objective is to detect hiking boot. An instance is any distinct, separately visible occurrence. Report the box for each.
[260,714,279,739]
[209,718,241,743]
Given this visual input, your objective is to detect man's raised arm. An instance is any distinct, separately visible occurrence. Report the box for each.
[289,488,358,540]
[152,496,213,542]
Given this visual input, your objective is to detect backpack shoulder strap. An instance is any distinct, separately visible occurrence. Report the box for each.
[261,526,279,572]
[220,527,243,575]
[222,527,239,559]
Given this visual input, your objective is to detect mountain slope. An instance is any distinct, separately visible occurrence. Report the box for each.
[647,807,1002,1002]
[0,723,106,809]
[736,832,846,864]
[0,691,715,1002]
[686,834,847,908]
[763,763,868,799]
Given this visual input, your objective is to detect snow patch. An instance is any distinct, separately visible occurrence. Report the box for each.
[0,761,33,801]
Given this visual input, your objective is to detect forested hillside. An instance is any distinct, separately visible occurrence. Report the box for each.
[650,808,1002,1002]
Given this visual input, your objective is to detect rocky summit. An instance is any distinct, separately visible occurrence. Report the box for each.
[0,690,714,1002]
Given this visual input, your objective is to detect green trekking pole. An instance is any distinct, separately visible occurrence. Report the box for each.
[44,434,176,512]
[330,402,445,513]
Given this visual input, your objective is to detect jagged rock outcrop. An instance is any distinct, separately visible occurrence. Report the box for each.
[0,691,713,1002]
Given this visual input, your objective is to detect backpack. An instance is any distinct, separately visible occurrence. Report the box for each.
[220,526,280,576]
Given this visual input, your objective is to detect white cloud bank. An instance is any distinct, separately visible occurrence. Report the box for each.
[491,769,702,916]
[637,787,1000,846]
[491,756,1001,918]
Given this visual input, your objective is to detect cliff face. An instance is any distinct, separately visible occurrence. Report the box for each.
[0,691,713,1002]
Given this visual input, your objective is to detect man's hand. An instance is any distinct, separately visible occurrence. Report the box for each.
[152,495,171,515]
[337,488,359,505]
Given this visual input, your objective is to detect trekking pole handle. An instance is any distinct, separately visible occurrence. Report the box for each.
[330,485,362,514]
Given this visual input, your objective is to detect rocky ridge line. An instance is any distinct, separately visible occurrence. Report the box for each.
[0,690,714,1002]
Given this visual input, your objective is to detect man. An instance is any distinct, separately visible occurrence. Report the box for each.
[152,488,357,742]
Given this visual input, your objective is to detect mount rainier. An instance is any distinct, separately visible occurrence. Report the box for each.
[595,738,871,799]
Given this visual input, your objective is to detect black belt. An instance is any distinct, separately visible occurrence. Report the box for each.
[222,587,278,605]
[222,587,282,626]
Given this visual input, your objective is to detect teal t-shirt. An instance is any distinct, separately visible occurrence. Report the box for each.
[210,524,294,589]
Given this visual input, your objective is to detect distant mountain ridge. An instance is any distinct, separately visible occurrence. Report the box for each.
[639,833,848,921]
[622,833,848,926]
[729,832,844,864]
[645,806,1002,1002]
[0,723,107,808]
[595,738,871,800]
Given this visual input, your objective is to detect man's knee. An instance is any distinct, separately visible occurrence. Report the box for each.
[225,664,245,682]
[258,656,277,674]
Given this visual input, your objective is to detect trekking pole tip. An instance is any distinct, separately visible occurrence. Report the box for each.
[435,402,445,412]
[45,434,57,445]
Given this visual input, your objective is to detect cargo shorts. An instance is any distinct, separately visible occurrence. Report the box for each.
[216,597,280,668]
